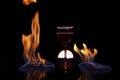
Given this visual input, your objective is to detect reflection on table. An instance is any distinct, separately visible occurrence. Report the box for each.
[24,71,46,80]
[77,69,112,80]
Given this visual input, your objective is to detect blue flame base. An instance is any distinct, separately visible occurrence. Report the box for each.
[19,61,55,73]
[78,62,112,72]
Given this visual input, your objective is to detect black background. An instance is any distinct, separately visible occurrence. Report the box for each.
[2,0,114,80]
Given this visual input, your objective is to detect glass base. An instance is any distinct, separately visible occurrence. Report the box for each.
[19,61,55,73]
[78,62,112,73]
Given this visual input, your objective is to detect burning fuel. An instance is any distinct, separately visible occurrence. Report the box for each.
[19,11,54,72]
[74,43,112,71]
[22,11,45,66]
[74,43,97,63]
[23,0,37,5]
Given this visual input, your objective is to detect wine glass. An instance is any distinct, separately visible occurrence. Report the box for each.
[56,26,74,72]
[56,26,74,57]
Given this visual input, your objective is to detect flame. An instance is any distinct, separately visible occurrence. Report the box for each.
[22,11,45,65]
[74,43,97,62]
[23,0,37,5]
[58,50,74,59]
[25,71,46,80]
[37,52,45,64]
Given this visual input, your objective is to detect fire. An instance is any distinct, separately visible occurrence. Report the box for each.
[58,50,74,59]
[25,71,46,80]
[74,43,97,63]
[23,0,37,5]
[22,11,45,65]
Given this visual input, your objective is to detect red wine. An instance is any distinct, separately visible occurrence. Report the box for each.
[56,32,74,46]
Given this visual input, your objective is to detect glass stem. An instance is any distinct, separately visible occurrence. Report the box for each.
[64,45,67,60]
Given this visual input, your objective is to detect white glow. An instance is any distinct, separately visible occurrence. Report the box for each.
[57,26,73,30]
[58,50,74,59]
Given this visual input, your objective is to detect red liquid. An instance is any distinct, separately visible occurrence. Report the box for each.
[56,32,74,47]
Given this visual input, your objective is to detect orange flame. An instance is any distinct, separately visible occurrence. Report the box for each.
[22,11,45,65]
[74,43,97,62]
[23,0,37,5]
[25,71,46,80]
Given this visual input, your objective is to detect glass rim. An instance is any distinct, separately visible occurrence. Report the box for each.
[56,32,74,34]
[56,26,74,29]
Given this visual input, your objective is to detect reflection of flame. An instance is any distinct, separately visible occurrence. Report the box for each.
[77,71,90,80]
[22,11,45,65]
[77,70,94,80]
[74,43,97,63]
[58,50,74,59]
[77,69,111,80]
[25,71,46,80]
[23,0,37,5]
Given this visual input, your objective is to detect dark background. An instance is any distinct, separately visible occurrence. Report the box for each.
[2,0,114,80]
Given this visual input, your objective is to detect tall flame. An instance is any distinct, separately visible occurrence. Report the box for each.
[25,71,46,80]
[23,0,37,5]
[74,43,97,63]
[22,11,45,65]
